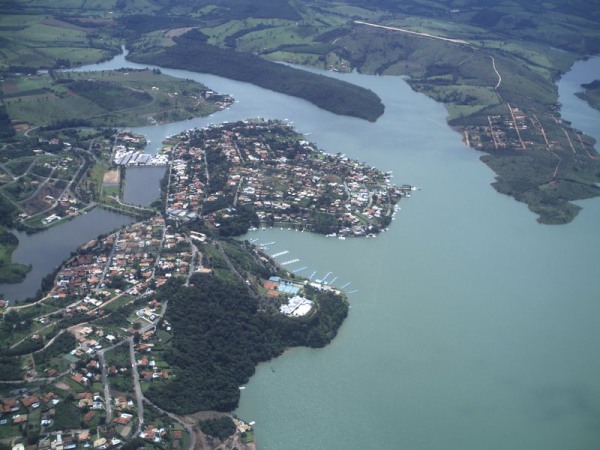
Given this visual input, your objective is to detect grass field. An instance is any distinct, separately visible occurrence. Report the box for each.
[0,14,121,69]
[3,69,228,131]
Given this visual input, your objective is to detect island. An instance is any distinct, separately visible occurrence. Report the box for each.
[0,120,411,449]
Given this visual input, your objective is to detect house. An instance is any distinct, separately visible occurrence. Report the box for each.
[21,396,40,409]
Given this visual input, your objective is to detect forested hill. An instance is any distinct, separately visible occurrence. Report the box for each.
[145,274,349,414]
[127,30,385,122]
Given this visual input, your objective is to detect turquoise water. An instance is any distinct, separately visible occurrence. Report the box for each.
[233,62,600,449]
[7,50,600,449]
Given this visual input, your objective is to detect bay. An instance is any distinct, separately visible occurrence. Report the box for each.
[0,209,135,301]
[5,49,600,449]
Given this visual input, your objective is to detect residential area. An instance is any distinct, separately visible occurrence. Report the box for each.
[165,119,414,237]
[1,120,393,450]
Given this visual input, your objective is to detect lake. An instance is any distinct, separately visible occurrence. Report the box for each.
[2,49,600,450]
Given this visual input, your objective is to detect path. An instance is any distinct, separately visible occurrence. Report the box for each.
[506,103,526,150]
[97,339,131,423]
[185,237,199,286]
[128,337,145,434]
[561,128,577,155]
[490,56,503,102]
[354,20,471,46]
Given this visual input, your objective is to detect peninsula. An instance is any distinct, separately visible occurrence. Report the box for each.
[164,119,410,237]
[0,119,411,449]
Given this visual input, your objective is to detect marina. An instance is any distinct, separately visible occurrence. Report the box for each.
[113,149,169,167]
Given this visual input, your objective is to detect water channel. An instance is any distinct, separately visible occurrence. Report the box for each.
[1,48,599,450]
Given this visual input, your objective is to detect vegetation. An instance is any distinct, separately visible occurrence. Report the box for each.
[144,273,348,413]
[51,401,81,431]
[33,331,77,366]
[0,226,30,283]
[576,80,600,111]
[0,355,22,381]
[128,30,384,122]
[198,417,236,440]
[3,69,229,131]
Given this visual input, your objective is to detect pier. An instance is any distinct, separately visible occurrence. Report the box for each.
[271,250,289,258]
[292,266,307,274]
[281,258,300,266]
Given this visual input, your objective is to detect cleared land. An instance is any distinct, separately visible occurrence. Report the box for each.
[3,69,230,131]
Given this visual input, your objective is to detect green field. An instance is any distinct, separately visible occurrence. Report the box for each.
[3,69,228,131]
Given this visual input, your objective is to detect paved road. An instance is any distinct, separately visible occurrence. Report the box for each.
[128,337,145,434]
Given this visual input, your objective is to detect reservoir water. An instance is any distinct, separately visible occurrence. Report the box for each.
[3,50,600,449]
[0,209,135,300]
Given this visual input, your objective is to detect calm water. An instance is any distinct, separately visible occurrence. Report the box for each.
[123,166,166,206]
[0,209,135,300]
[7,50,600,449]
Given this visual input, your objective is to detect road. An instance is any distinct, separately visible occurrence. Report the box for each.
[128,337,145,434]
[354,20,471,46]
[185,237,199,286]
[490,56,502,90]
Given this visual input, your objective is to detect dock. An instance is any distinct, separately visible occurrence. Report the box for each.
[281,258,300,266]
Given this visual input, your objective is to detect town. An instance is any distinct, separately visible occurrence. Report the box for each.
[0,121,396,450]
[0,211,345,450]
[165,119,414,237]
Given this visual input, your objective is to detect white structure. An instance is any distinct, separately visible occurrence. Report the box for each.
[280,295,314,317]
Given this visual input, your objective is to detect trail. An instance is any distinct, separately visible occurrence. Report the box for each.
[490,56,503,102]
[507,103,526,150]
[354,21,471,46]
[561,128,577,155]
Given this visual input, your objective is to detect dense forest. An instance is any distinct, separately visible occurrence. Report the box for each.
[128,30,384,122]
[0,104,15,139]
[145,273,348,413]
